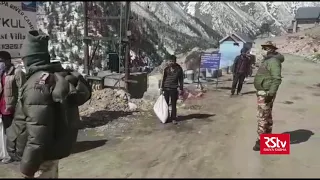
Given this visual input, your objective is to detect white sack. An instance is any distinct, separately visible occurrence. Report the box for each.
[153,94,169,123]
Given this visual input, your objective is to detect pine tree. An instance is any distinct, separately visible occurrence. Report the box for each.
[50,48,56,59]
[61,41,66,52]
[73,25,78,36]
[60,19,65,31]
[66,27,72,37]
[56,47,60,55]
[58,52,65,60]
[69,51,75,62]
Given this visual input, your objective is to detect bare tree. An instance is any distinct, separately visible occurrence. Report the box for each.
[259,22,272,37]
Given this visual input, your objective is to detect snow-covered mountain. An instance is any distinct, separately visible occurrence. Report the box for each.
[36,1,320,69]
[178,1,320,36]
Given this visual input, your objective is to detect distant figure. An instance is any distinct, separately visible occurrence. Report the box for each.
[6,30,91,178]
[231,47,251,96]
[252,41,284,151]
[248,52,256,77]
[160,55,184,124]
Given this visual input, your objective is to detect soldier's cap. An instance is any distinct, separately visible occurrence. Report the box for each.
[261,41,278,50]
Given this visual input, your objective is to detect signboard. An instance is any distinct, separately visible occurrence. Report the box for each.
[200,53,221,70]
[199,53,221,88]
[0,1,37,58]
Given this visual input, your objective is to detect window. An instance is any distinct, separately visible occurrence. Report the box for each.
[233,42,239,46]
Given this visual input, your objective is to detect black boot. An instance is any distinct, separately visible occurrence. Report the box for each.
[165,117,171,124]
[253,140,260,151]
[266,129,272,134]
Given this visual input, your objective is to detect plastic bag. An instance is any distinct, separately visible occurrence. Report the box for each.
[153,94,169,123]
[0,117,10,160]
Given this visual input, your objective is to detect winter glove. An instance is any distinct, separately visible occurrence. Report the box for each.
[265,95,275,103]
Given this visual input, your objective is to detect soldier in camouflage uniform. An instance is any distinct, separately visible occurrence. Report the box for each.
[252,41,284,151]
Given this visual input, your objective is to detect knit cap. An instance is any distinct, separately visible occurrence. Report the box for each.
[20,30,50,67]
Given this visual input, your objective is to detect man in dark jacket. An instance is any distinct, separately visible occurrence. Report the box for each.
[6,30,91,178]
[160,55,184,124]
[231,47,251,96]
[252,41,284,151]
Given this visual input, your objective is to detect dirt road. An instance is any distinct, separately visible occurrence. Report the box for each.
[1,54,320,178]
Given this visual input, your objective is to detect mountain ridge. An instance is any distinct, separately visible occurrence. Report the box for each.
[36,1,320,70]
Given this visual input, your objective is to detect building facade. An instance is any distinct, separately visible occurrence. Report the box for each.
[292,7,320,32]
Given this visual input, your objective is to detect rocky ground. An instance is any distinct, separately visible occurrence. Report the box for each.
[254,27,320,63]
[77,88,153,138]
[1,54,320,178]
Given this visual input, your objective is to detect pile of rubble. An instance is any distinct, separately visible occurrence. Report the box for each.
[279,36,320,56]
[79,88,151,119]
[77,87,155,132]
[255,27,320,63]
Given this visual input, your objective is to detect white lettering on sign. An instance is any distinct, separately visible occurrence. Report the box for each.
[0,2,34,30]
[264,137,287,148]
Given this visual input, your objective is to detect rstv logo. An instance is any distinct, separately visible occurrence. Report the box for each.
[260,134,290,155]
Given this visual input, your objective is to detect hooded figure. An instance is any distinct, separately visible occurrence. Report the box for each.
[231,47,252,96]
[252,41,285,151]
[6,30,92,178]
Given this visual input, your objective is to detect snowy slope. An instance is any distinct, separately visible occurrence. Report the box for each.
[36,1,320,70]
[179,1,320,36]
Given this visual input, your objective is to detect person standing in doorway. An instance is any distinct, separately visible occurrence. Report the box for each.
[161,55,184,124]
[231,47,251,96]
[252,41,284,151]
[0,51,25,164]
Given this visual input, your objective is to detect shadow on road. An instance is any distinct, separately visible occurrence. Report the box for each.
[242,90,256,95]
[72,140,107,154]
[282,129,314,144]
[178,113,216,122]
[80,110,135,129]
[218,86,232,90]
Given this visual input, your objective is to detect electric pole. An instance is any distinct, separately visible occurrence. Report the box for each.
[124,1,131,91]
[83,1,89,75]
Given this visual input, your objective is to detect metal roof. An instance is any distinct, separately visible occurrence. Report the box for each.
[234,32,253,43]
[295,7,320,20]
[219,32,253,44]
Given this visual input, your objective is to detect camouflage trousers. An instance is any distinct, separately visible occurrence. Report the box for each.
[34,160,59,178]
[256,90,275,140]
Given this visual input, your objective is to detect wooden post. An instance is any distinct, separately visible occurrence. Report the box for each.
[197,53,201,89]
[83,1,89,75]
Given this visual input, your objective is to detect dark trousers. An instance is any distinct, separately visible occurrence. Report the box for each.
[163,89,178,121]
[2,114,13,134]
[231,73,246,95]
